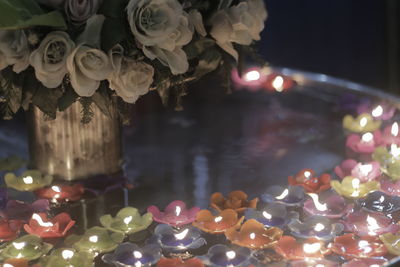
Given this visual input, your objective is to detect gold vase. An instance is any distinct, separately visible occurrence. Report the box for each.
[27,101,123,181]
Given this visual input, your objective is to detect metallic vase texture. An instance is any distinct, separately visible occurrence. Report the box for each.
[27,102,122,181]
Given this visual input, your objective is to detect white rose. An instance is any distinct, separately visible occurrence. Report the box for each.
[66,45,112,97]
[209,0,267,60]
[0,30,30,73]
[189,10,207,37]
[108,46,154,103]
[126,0,194,75]
[30,31,75,88]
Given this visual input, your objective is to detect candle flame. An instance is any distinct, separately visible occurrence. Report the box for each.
[124,216,133,225]
[275,189,289,200]
[351,178,361,197]
[244,70,261,82]
[12,242,26,250]
[303,242,321,254]
[314,223,325,232]
[133,251,143,258]
[226,251,236,260]
[175,206,182,216]
[358,240,372,253]
[51,186,61,193]
[366,216,380,235]
[89,235,98,243]
[214,216,223,223]
[272,76,284,92]
[361,132,374,143]
[392,123,399,137]
[359,164,373,176]
[304,171,312,178]
[3,264,13,267]
[379,195,385,203]
[262,211,272,220]
[62,249,74,260]
[32,213,54,227]
[175,229,189,240]
[308,193,328,211]
[372,105,383,117]
[360,117,368,128]
[249,233,256,240]
[23,176,33,184]
[391,144,400,158]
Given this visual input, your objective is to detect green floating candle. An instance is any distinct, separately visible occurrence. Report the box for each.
[100,207,153,235]
[5,170,53,191]
[373,145,400,180]
[0,235,52,261]
[40,248,94,267]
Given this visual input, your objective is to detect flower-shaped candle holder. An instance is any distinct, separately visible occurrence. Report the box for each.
[343,113,382,133]
[382,122,400,145]
[34,183,85,202]
[198,244,256,267]
[102,243,162,267]
[100,207,152,235]
[149,224,206,253]
[5,170,53,191]
[380,179,400,196]
[346,131,382,155]
[261,185,306,207]
[192,209,244,234]
[210,191,258,214]
[357,102,396,121]
[0,200,49,221]
[287,215,344,241]
[264,73,295,92]
[244,202,299,228]
[65,226,124,256]
[231,67,268,90]
[343,210,399,236]
[331,177,380,199]
[39,248,94,267]
[0,219,23,242]
[157,257,204,267]
[23,212,75,239]
[357,191,400,214]
[225,219,283,250]
[274,236,330,260]
[373,145,400,180]
[331,233,387,259]
[147,201,200,227]
[0,188,8,209]
[288,169,331,193]
[2,259,29,267]
[0,155,26,172]
[290,259,339,267]
[342,258,388,267]
[379,233,400,256]
[334,159,358,179]
[0,235,53,261]
[303,193,354,218]
[350,161,382,182]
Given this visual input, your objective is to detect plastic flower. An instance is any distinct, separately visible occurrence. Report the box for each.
[334,159,358,179]
[244,202,299,228]
[0,155,26,172]
[288,169,331,193]
[303,192,354,218]
[34,183,85,202]
[331,177,380,199]
[343,210,399,236]
[0,200,50,221]
[2,259,30,267]
[372,145,400,180]
[357,191,400,214]
[198,244,257,267]
[275,236,330,260]
[39,248,94,267]
[102,243,162,267]
[331,234,387,259]
[5,170,53,191]
[350,161,382,182]
[147,200,200,227]
[65,227,124,256]
[23,212,75,239]
[261,185,306,207]
[192,209,244,234]
[343,113,382,133]
[157,257,204,267]
[225,219,283,250]
[0,235,53,261]
[100,207,152,235]
[346,131,382,154]
[379,233,400,256]
[210,191,258,213]
[0,219,23,242]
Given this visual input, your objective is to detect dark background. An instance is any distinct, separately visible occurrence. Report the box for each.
[260,0,400,92]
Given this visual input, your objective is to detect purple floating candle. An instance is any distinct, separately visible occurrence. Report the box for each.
[303,193,354,219]
[102,243,161,267]
[357,102,396,121]
[198,244,256,267]
[244,202,298,228]
[0,199,49,221]
[357,191,400,214]
[261,186,306,207]
[382,122,400,146]
[147,200,200,227]
[334,159,358,179]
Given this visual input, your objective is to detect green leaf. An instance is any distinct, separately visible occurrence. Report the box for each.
[99,0,128,18]
[193,49,222,78]
[92,84,113,117]
[32,84,63,119]
[0,68,24,119]
[58,85,78,111]
[0,0,66,30]
[184,38,216,60]
[101,17,129,52]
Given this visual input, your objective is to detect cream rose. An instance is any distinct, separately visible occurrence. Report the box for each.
[30,31,75,88]
[0,30,30,73]
[209,0,267,60]
[66,45,112,97]
[126,0,193,75]
[65,0,102,25]
[108,46,154,103]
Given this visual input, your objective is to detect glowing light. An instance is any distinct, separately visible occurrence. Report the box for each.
[308,193,328,211]
[13,242,26,250]
[32,213,53,227]
[133,251,143,258]
[392,123,399,137]
[391,144,400,158]
[4,264,13,267]
[89,235,98,243]
[360,117,368,128]
[23,176,33,184]
[62,249,74,260]
[214,216,223,223]
[244,70,261,82]
[359,164,373,176]
[366,216,380,235]
[361,132,374,143]
[272,76,284,92]
[226,251,236,260]
[51,186,61,193]
[275,189,289,200]
[359,240,372,253]
[316,265,324,267]
[262,211,272,220]
[303,242,321,254]
[379,195,385,203]
[249,233,256,240]
[314,223,325,232]
[175,229,189,240]
[124,216,133,225]
[175,206,182,216]
[372,105,383,117]
[351,178,361,197]
[304,171,312,179]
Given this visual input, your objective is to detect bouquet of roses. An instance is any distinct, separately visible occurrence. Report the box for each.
[0,0,267,122]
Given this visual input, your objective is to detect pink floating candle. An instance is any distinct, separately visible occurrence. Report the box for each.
[334,159,358,179]
[303,193,353,219]
[346,131,382,154]
[357,102,396,121]
[275,236,330,260]
[231,67,267,91]
[382,122,400,146]
[332,233,387,259]
[147,200,200,227]
[34,183,85,202]
[0,219,23,242]
[23,212,75,238]
[380,179,400,196]
[350,161,382,182]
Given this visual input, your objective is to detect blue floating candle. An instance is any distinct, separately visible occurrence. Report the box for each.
[198,244,257,267]
[244,202,298,228]
[261,186,306,207]
[357,191,400,214]
[102,243,161,267]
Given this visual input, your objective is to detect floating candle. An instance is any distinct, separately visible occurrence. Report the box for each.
[156,257,204,267]
[379,233,400,256]
[198,244,256,267]
[147,200,200,227]
[210,191,258,214]
[380,179,400,196]
[288,169,331,193]
[304,193,353,218]
[382,122,400,145]
[373,145,400,180]
[23,212,75,238]
[231,67,267,90]
[343,210,399,236]
[331,233,387,259]
[346,131,382,154]
[357,191,400,214]
[34,183,85,202]
[263,73,295,92]
[331,177,380,199]
[0,219,23,242]
[274,236,329,260]
[0,200,49,221]
[39,248,94,267]
[334,159,358,179]
[244,202,299,228]
[192,209,244,234]
[343,113,382,133]
[261,185,306,207]
[342,258,388,267]
[102,243,162,267]
[350,161,382,182]
[5,170,53,191]
[0,235,52,261]
[357,101,396,121]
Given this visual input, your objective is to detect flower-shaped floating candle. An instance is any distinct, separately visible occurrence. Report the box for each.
[290,259,339,267]
[0,188,8,209]
[192,209,244,234]
[231,67,268,90]
[5,170,53,191]
[343,210,399,236]
[0,235,53,261]
[350,161,382,182]
[261,186,306,207]
[274,236,330,260]
[331,177,380,199]
[342,258,388,267]
[0,200,50,221]
[0,219,23,242]
[102,243,162,267]
[23,212,75,239]
[39,248,94,267]
[149,224,206,253]
[100,207,152,235]
[357,191,400,214]
[65,226,124,256]
[357,102,396,121]
[380,179,400,196]
[34,183,85,202]
[2,258,30,267]
[225,219,283,250]
[147,201,200,227]
[346,131,382,154]
[343,113,382,133]
[382,122,400,146]
[379,233,400,256]
[303,193,354,218]
[373,144,400,180]
[288,169,331,193]
[244,202,299,228]
[210,191,258,214]
[263,73,295,92]
[334,159,358,179]
[0,155,26,172]
[157,257,204,267]
[287,215,344,241]
[198,244,256,267]
[331,233,387,259]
